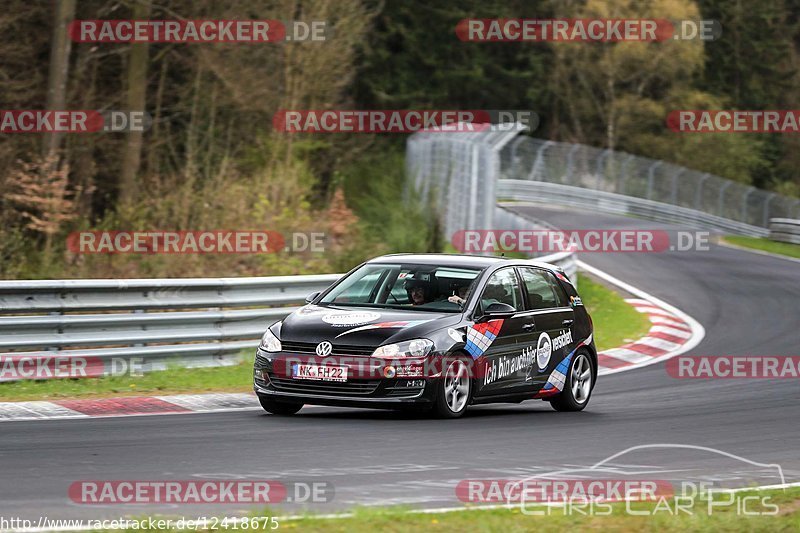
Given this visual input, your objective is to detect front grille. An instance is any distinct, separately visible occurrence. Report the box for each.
[280,341,374,356]
[267,374,381,396]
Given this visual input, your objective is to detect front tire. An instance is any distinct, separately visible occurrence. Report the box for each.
[433,358,471,418]
[550,351,594,412]
[258,396,303,415]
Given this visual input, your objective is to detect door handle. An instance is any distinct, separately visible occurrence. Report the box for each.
[522,323,536,331]
[562,319,574,326]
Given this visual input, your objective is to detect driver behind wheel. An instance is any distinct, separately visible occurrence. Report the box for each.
[404,278,432,305]
[480,282,509,309]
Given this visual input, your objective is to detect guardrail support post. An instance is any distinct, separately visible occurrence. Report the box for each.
[509,136,526,172]
[565,143,580,184]
[595,149,610,189]
[527,140,553,182]
[620,154,635,194]
[741,187,755,224]
[695,173,710,210]
[646,161,661,200]
[718,181,733,217]
[763,193,776,228]
[671,169,684,205]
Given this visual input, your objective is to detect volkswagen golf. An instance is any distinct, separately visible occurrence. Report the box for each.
[253,254,596,418]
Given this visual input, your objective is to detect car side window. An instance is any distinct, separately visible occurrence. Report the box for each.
[479,268,524,311]
[519,268,567,309]
[545,272,570,307]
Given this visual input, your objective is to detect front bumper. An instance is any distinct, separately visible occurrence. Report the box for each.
[253,348,437,409]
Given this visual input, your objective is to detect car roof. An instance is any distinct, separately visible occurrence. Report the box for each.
[367,253,563,273]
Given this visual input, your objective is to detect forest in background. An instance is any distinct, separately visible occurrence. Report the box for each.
[1,0,798,279]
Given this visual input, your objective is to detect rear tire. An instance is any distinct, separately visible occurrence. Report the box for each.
[550,351,594,412]
[432,358,472,419]
[258,396,303,415]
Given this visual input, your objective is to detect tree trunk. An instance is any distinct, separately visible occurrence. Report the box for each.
[118,0,152,205]
[43,0,76,159]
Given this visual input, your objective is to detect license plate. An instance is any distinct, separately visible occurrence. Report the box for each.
[292,364,348,382]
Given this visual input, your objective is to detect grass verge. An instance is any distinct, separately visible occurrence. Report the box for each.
[0,359,253,402]
[723,235,800,260]
[0,273,651,402]
[577,273,651,352]
[281,487,800,532]
[99,487,800,531]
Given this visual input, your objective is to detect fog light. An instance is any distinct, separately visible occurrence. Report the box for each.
[254,368,270,384]
[384,366,396,379]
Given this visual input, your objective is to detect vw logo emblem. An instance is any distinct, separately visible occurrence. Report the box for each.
[316,341,333,357]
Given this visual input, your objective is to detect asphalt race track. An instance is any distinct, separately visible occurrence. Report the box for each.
[2,206,799,521]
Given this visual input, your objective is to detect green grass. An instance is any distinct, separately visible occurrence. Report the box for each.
[104,487,800,532]
[724,235,800,260]
[577,273,651,352]
[282,487,800,532]
[0,358,254,402]
[0,274,649,402]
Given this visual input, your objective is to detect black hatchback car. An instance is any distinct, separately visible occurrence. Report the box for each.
[254,254,596,418]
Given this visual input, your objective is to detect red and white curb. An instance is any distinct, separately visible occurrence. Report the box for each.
[596,300,694,374]
[0,393,259,422]
[0,262,703,422]
[580,260,705,376]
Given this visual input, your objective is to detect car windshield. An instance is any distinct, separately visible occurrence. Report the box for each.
[318,262,482,312]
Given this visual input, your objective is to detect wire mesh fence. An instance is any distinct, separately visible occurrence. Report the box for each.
[407,129,800,238]
[502,138,800,229]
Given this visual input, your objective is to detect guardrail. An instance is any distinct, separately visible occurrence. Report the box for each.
[498,180,770,237]
[769,218,800,244]
[0,250,576,379]
[0,274,340,378]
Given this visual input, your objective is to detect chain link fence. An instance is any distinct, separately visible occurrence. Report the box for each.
[407,129,800,238]
[406,128,519,239]
[503,138,800,230]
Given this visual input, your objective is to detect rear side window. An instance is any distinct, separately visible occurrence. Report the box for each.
[519,268,569,309]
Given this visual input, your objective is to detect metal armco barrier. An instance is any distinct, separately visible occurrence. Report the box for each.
[0,274,340,378]
[0,250,576,379]
[498,180,770,238]
[769,218,800,245]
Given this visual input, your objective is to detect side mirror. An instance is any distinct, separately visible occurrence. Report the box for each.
[478,302,517,321]
[305,291,321,304]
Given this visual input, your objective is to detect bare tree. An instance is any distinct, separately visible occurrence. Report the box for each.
[43,0,76,159]
[119,0,152,205]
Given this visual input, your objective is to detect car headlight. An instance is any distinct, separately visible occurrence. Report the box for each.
[372,338,434,359]
[259,328,282,352]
